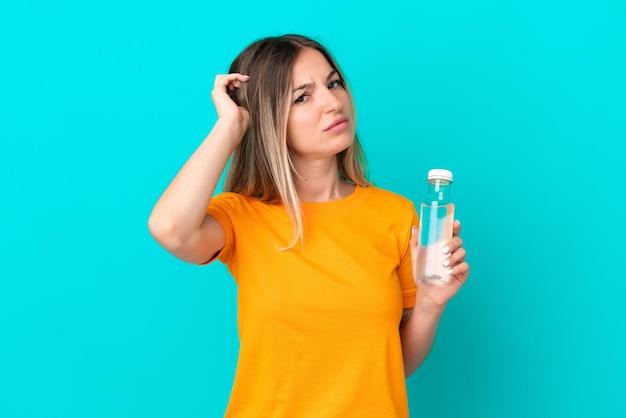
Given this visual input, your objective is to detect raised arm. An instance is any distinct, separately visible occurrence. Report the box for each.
[148,74,250,264]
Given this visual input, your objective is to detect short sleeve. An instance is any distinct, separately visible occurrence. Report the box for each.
[205,192,239,264]
[397,204,419,309]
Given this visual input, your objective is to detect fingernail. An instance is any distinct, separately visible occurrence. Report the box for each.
[446,268,454,275]
[442,259,451,267]
[442,246,450,254]
[411,226,416,236]
[455,220,461,226]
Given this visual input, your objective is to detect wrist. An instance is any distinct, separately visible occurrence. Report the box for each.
[413,291,447,314]
[215,116,244,133]
[212,118,247,147]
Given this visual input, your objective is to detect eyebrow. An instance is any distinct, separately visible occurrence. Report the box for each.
[292,70,339,94]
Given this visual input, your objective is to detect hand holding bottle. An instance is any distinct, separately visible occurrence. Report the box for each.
[410,219,469,307]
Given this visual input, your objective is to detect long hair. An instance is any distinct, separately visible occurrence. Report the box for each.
[224,34,371,249]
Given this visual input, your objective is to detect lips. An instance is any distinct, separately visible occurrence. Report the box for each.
[324,116,349,132]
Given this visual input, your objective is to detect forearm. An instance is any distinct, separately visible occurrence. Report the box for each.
[148,120,241,244]
[399,296,446,377]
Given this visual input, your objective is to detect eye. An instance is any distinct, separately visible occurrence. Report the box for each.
[294,93,309,104]
[328,79,343,89]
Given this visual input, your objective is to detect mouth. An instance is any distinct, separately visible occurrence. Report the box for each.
[324,116,350,132]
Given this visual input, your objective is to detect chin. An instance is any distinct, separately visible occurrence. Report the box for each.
[333,137,354,154]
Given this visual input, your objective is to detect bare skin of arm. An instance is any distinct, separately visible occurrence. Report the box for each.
[148,74,250,264]
[400,220,470,377]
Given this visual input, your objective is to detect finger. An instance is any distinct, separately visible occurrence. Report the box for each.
[449,261,470,282]
[443,247,466,268]
[442,236,463,255]
[214,73,250,88]
[452,219,461,237]
[212,74,250,110]
[227,81,243,93]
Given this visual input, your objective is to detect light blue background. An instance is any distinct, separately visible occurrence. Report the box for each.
[1,1,625,417]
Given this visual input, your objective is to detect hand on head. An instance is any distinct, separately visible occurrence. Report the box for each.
[211,73,251,137]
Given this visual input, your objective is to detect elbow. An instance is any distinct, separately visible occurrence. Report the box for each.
[148,212,185,251]
[401,345,430,378]
[404,362,418,379]
[403,355,427,377]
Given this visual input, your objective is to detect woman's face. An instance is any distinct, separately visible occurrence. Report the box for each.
[286,48,354,163]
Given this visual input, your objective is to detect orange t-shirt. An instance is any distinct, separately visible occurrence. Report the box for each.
[207,185,418,417]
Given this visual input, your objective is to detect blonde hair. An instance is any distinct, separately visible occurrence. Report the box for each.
[224,34,371,249]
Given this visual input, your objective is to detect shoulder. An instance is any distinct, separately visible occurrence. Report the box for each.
[364,186,415,210]
[210,191,244,206]
[208,192,239,212]
[211,191,270,208]
[209,192,282,219]
[208,192,256,217]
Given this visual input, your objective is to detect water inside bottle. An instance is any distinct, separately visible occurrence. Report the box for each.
[416,203,455,285]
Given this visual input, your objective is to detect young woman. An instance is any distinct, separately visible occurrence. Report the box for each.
[149,34,470,418]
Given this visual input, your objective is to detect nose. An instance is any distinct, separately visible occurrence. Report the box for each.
[322,88,342,113]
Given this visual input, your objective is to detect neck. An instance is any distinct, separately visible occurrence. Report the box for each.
[293,157,354,202]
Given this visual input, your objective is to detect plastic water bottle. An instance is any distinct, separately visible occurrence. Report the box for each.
[415,169,455,285]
